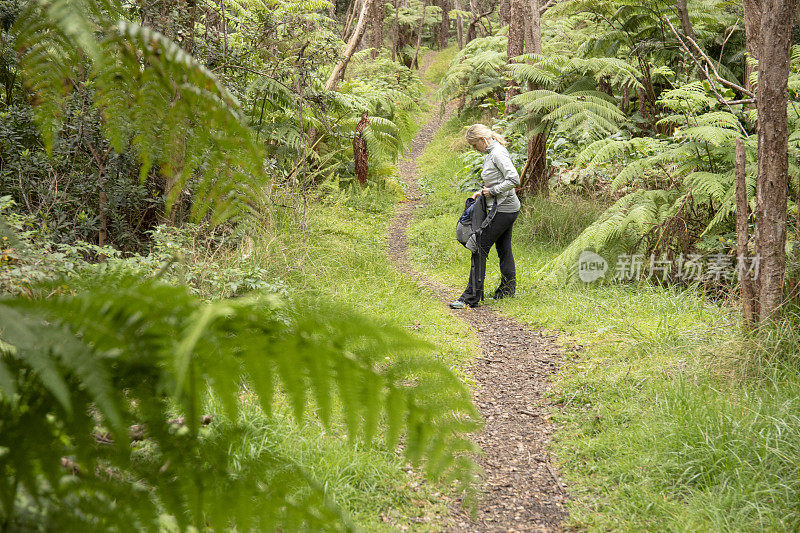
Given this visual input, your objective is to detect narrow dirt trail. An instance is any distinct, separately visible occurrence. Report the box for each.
[386,58,568,532]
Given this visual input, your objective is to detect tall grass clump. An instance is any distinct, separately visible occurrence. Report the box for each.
[517,194,605,250]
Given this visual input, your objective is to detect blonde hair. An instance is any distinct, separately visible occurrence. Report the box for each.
[465,124,507,146]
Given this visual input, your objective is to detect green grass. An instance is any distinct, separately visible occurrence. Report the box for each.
[423,45,460,85]
[409,112,800,531]
[213,397,454,530]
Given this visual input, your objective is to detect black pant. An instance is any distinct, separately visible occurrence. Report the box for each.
[460,210,518,305]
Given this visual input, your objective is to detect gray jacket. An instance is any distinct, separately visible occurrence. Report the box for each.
[482,141,521,213]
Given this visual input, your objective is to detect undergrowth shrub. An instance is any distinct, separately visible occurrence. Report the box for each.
[1,201,277,300]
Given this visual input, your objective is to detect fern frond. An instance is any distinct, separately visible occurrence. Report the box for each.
[0,274,480,528]
[513,89,625,138]
[544,189,685,280]
[14,2,266,223]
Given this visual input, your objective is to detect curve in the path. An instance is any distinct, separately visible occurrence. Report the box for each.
[387,71,569,532]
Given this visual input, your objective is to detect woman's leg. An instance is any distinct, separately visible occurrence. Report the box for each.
[459,212,516,305]
[460,249,488,305]
[494,211,519,298]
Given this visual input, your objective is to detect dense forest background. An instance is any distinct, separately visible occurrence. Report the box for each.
[2,0,800,530]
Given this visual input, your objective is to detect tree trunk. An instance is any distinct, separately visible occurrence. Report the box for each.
[521,0,548,197]
[621,83,630,113]
[499,0,510,26]
[638,87,649,120]
[522,132,549,197]
[505,0,524,113]
[793,172,800,301]
[412,0,427,68]
[735,138,756,328]
[523,0,542,53]
[440,0,450,48]
[97,168,109,255]
[455,0,464,48]
[342,0,358,39]
[742,0,761,97]
[676,0,696,42]
[751,0,796,321]
[392,0,400,60]
[369,0,384,57]
[466,0,478,42]
[598,76,612,96]
[326,0,374,90]
[353,112,369,184]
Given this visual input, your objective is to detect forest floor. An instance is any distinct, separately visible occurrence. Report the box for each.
[385,55,569,531]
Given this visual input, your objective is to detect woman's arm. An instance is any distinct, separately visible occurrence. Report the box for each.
[488,149,520,195]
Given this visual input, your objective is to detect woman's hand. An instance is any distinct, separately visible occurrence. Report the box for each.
[472,187,490,199]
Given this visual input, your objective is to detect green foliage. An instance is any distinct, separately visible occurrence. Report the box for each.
[509,54,643,93]
[0,197,277,300]
[409,100,800,531]
[436,36,507,110]
[0,273,480,529]
[512,88,625,139]
[508,54,637,141]
[424,45,460,85]
[14,0,265,223]
[338,53,423,168]
[545,79,772,279]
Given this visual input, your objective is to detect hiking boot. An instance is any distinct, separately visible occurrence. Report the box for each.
[492,290,515,300]
[449,300,469,309]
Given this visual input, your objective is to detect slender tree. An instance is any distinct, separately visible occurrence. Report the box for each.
[520,0,548,197]
[326,0,375,90]
[504,0,524,112]
[439,0,450,48]
[369,0,385,58]
[353,112,369,183]
[412,0,427,68]
[342,0,359,39]
[749,0,797,321]
[466,0,478,42]
[455,0,464,48]
[392,0,400,60]
[742,0,761,96]
[675,0,696,42]
[735,138,756,328]
[499,0,510,26]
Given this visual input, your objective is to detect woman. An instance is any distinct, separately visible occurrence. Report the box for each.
[450,124,520,309]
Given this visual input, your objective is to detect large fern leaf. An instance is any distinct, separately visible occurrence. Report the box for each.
[0,274,480,528]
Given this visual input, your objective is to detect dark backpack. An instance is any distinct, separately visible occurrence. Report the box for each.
[455,195,497,253]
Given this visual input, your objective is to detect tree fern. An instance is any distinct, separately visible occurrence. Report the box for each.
[436,36,507,108]
[544,188,685,280]
[13,0,266,222]
[550,77,758,277]
[510,54,644,92]
[512,89,626,139]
